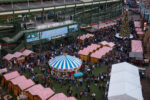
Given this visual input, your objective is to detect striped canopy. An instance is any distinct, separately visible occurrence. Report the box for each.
[49,55,82,71]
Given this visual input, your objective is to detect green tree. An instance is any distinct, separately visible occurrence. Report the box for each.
[119,12,130,37]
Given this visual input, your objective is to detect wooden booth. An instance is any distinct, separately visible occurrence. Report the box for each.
[14,79,35,96]
[25,84,44,100]
[48,93,68,100]
[8,75,27,92]
[1,71,20,87]
[34,88,55,100]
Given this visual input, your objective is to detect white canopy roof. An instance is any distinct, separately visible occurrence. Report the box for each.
[111,62,139,75]
[108,62,143,100]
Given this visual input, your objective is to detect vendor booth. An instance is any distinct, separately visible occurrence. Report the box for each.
[25,84,44,100]
[34,88,55,100]
[78,44,100,61]
[90,47,113,63]
[48,93,68,100]
[49,55,82,78]
[77,33,94,43]
[1,71,20,87]
[14,79,35,96]
[99,41,115,48]
[129,40,143,60]
[134,21,141,28]
[135,28,145,39]
[13,52,25,64]
[8,75,27,91]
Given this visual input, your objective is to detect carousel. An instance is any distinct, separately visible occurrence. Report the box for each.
[48,54,82,78]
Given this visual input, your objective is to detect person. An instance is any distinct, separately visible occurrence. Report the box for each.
[79,91,83,99]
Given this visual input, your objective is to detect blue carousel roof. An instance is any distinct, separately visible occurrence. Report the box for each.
[49,55,82,70]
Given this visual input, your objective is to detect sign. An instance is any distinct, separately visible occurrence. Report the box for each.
[41,27,68,40]
[68,24,78,32]
[26,32,40,42]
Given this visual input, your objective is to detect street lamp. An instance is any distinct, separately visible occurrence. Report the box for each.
[0,44,1,60]
[11,0,13,9]
[27,0,30,7]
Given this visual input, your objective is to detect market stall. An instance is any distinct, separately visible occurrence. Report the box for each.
[49,55,82,78]
[25,84,44,100]
[8,75,27,91]
[48,93,68,100]
[129,40,143,60]
[13,52,25,64]
[135,28,145,39]
[1,71,20,87]
[3,54,14,64]
[78,44,101,61]
[90,47,113,63]
[34,88,55,100]
[77,33,94,43]
[22,49,34,56]
[134,21,141,28]
[14,79,35,96]
[99,41,115,48]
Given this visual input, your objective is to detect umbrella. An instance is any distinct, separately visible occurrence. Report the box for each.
[74,72,83,77]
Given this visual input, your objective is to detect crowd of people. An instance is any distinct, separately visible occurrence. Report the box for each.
[0,19,139,100]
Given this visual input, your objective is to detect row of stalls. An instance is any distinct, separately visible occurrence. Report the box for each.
[108,62,144,100]
[0,70,77,100]
[3,49,34,64]
[78,41,115,63]
[134,21,145,39]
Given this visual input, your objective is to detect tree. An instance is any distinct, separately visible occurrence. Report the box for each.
[119,12,130,37]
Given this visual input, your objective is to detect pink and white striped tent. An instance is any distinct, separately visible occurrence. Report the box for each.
[4,71,20,81]
[18,79,35,91]
[78,44,100,56]
[26,84,44,95]
[129,40,143,60]
[10,75,27,85]
[22,49,33,56]
[48,93,68,100]
[36,88,55,100]
[4,54,14,61]
[134,21,141,28]
[91,47,112,59]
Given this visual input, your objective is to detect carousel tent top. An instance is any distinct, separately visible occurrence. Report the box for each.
[49,55,82,71]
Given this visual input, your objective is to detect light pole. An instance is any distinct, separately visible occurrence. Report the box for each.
[0,44,1,61]
[27,0,30,7]
[11,0,13,9]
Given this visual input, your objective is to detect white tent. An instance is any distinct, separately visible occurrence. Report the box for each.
[111,62,139,75]
[108,62,143,100]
